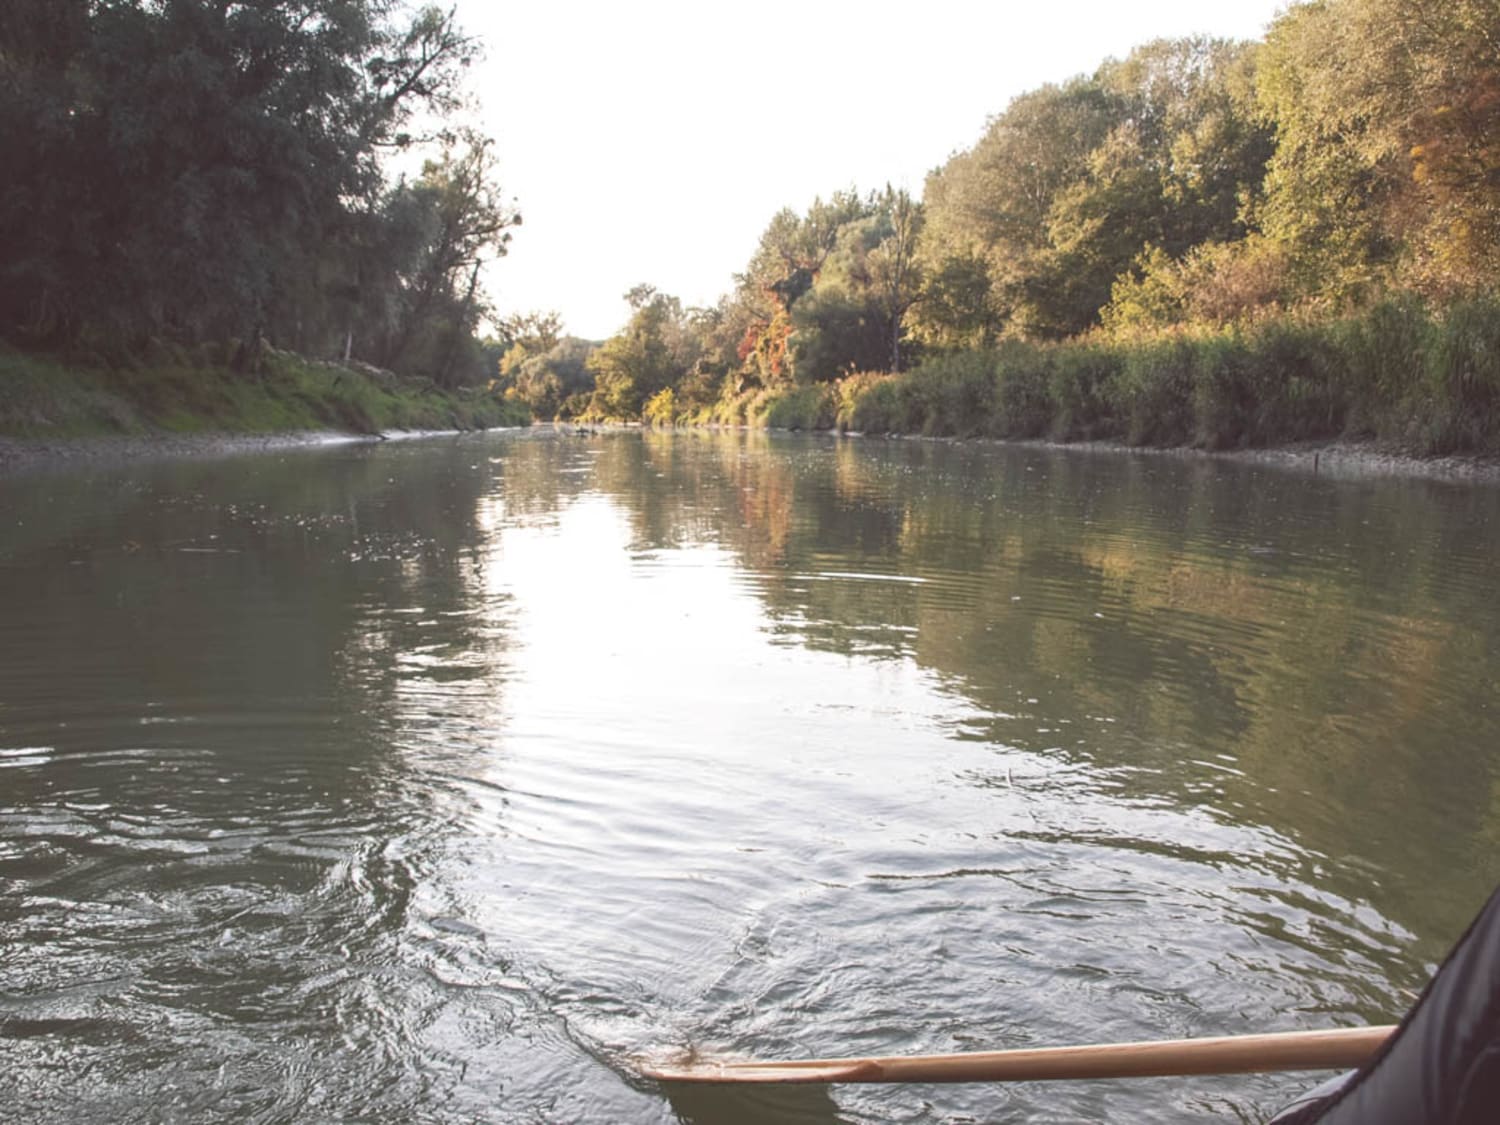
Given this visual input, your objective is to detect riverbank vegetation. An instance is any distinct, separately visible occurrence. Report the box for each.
[530,0,1500,456]
[0,342,526,438]
[1,1,524,437]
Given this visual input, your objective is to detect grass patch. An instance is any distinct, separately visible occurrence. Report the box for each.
[0,347,147,437]
[0,342,528,439]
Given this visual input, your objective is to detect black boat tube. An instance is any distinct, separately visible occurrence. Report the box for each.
[1271,883,1500,1125]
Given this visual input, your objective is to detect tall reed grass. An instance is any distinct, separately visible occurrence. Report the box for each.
[750,298,1500,456]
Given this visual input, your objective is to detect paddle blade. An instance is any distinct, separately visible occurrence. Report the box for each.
[641,1061,881,1084]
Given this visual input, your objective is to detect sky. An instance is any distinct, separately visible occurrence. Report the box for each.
[456,1,1290,341]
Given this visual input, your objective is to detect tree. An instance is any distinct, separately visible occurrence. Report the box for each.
[733,191,873,386]
[496,312,565,376]
[586,287,693,419]
[1256,0,1500,296]
[507,337,596,419]
[919,77,1120,339]
[865,187,925,372]
[917,39,1270,340]
[376,132,520,385]
[788,187,926,379]
[0,0,516,382]
[909,253,994,351]
[1255,0,1407,298]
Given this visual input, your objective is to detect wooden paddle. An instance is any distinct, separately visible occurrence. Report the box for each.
[640,1024,1397,1085]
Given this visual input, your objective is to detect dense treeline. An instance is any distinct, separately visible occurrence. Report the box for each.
[1,0,517,392]
[538,0,1500,455]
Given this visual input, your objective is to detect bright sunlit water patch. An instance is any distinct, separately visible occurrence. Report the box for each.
[1,430,1498,1123]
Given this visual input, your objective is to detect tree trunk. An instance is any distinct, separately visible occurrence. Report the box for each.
[438,259,481,387]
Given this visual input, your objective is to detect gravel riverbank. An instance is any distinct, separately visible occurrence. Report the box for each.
[0,428,530,476]
[0,431,374,475]
[1016,436,1500,485]
[4,426,1499,486]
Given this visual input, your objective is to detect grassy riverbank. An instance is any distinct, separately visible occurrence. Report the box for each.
[675,299,1500,458]
[0,344,529,440]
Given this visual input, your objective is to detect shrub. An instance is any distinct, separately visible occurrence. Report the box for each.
[902,351,998,436]
[836,372,902,434]
[643,387,676,426]
[1422,298,1500,454]
[1048,342,1124,440]
[1332,298,1431,440]
[992,342,1054,438]
[1239,320,1350,445]
[1189,334,1258,449]
[1109,337,1197,445]
[762,384,836,430]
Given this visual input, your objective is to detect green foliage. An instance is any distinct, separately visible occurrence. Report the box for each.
[1331,298,1431,435]
[589,222,925,420]
[0,1,515,389]
[1228,320,1350,446]
[919,38,1271,342]
[909,253,994,351]
[895,352,998,437]
[574,6,1500,462]
[789,286,891,384]
[1048,345,1124,440]
[504,337,596,420]
[760,385,837,431]
[1255,0,1500,299]
[1103,339,1195,445]
[14,0,1500,457]
[496,312,565,379]
[643,387,677,427]
[1096,37,1272,253]
[992,345,1055,439]
[740,192,873,317]
[862,186,926,372]
[368,135,521,386]
[1421,300,1500,454]
[813,299,1500,454]
[1254,0,1401,298]
[1329,297,1500,454]
[586,287,695,420]
[673,360,729,421]
[717,188,927,391]
[836,373,903,435]
[0,346,143,437]
[1102,246,1191,333]
[1103,237,1294,333]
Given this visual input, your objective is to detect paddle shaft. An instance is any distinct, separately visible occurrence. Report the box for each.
[641,1024,1397,1085]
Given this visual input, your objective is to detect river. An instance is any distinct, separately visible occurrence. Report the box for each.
[3,429,1498,1124]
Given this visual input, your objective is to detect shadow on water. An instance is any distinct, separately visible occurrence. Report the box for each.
[662,1082,848,1125]
[0,436,539,1120]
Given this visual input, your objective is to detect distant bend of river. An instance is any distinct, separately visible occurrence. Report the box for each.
[2,430,1498,1124]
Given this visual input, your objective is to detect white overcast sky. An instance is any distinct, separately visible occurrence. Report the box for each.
[456,1,1289,341]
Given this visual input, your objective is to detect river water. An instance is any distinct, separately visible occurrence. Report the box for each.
[2,430,1498,1124]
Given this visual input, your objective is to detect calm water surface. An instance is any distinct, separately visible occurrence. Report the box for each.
[2,431,1499,1124]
